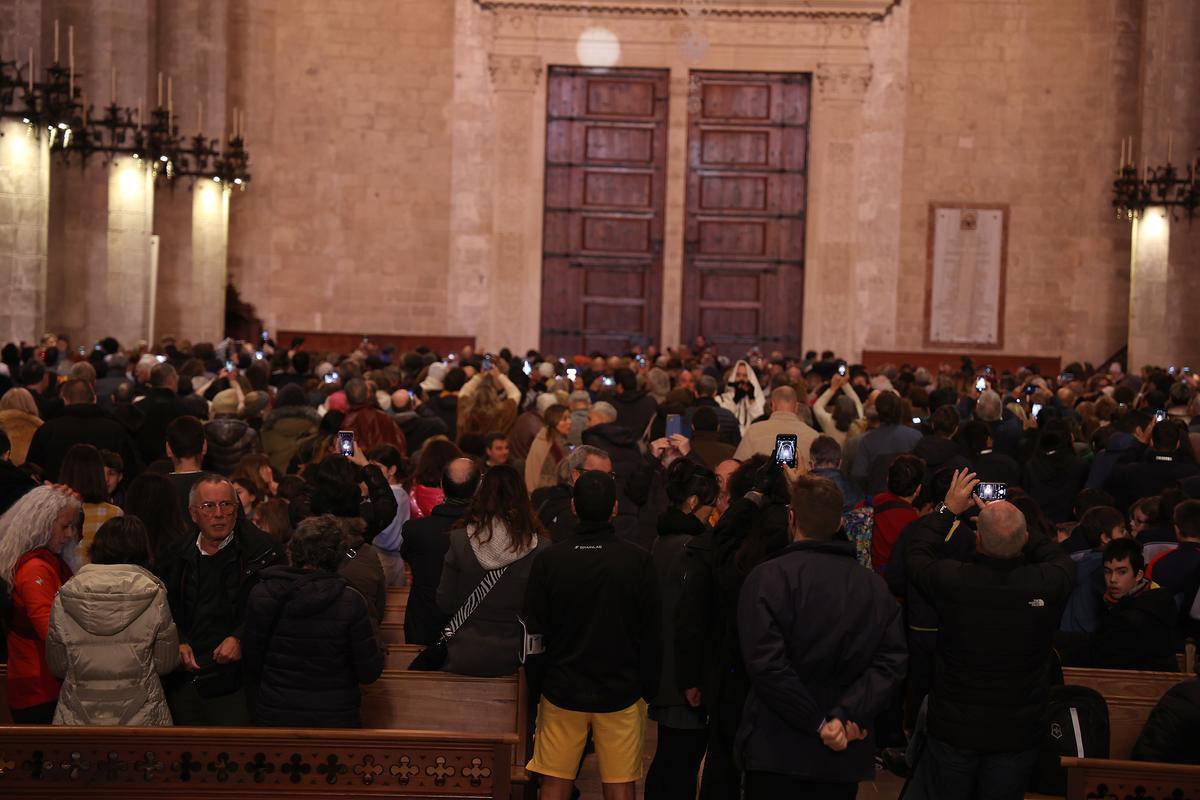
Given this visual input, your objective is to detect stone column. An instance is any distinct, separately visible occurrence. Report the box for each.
[486,53,544,352]
[1125,0,1200,371]
[0,121,51,345]
[803,63,872,360]
[153,0,230,344]
[43,0,157,347]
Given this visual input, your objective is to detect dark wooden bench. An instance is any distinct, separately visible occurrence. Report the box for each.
[382,586,409,644]
[1061,667,1187,759]
[0,724,513,798]
[1063,757,1200,799]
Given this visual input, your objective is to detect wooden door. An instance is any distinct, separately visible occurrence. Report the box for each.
[541,67,669,356]
[682,71,810,353]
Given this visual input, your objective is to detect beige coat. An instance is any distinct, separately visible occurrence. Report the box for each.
[0,408,42,465]
[46,563,180,726]
[524,428,564,494]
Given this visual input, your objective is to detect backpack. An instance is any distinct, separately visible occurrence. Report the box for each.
[842,507,874,570]
[1027,684,1110,795]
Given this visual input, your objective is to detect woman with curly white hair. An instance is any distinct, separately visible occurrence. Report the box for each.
[0,485,81,723]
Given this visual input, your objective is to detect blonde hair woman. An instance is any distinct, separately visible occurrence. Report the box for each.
[0,388,43,465]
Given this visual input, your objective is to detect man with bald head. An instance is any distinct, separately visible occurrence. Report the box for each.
[400,457,480,644]
[905,470,1075,800]
[732,385,819,461]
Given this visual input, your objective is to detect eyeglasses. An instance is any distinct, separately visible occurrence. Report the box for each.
[193,501,237,515]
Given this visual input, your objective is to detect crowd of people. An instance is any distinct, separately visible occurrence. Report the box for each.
[2,331,1200,798]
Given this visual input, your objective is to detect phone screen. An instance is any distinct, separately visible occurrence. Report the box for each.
[1031,402,1043,418]
[225,360,234,373]
[566,367,577,382]
[773,434,798,468]
[522,360,532,376]
[975,482,1007,502]
[912,416,922,425]
[665,414,682,439]
[602,376,615,388]
[337,431,355,458]
[975,377,987,392]
[324,371,339,384]
[261,330,269,342]
[1154,409,1167,423]
[483,356,493,372]
[837,363,847,376]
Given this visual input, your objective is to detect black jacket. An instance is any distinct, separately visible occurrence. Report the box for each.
[0,459,37,516]
[1131,678,1200,764]
[912,435,969,478]
[288,463,398,544]
[650,508,707,714]
[136,387,192,464]
[158,523,283,653]
[581,422,655,539]
[686,397,741,446]
[532,483,576,543]
[243,566,383,728]
[430,394,459,442]
[522,520,661,712]
[608,389,659,441]
[1086,581,1179,672]
[203,417,262,477]
[393,406,448,454]
[1106,452,1200,514]
[906,511,1075,752]
[736,540,906,781]
[399,501,468,644]
[25,403,143,482]
[969,449,1022,487]
[1023,452,1090,523]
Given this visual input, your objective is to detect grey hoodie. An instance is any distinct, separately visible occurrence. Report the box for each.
[46,563,179,726]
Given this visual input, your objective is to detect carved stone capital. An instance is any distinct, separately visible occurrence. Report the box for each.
[815,63,872,100]
[488,54,544,92]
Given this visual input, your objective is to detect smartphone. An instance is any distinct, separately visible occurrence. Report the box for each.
[773,434,798,468]
[975,482,1007,502]
[1168,366,1177,376]
[666,413,682,439]
[522,360,532,376]
[975,376,987,393]
[336,431,355,458]
[261,330,269,342]
[566,367,577,382]
[837,363,847,376]
[225,360,234,373]
[602,376,615,388]
[254,351,264,360]
[635,354,646,367]
[912,416,922,425]
[1154,409,1168,423]
[482,355,493,372]
[324,371,339,384]
[1031,402,1043,417]
[155,354,167,363]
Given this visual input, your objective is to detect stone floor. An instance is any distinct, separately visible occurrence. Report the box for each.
[572,723,908,799]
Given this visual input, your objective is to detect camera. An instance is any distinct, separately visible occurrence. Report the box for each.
[975,482,1007,502]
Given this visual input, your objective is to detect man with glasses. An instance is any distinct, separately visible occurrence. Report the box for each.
[159,475,282,725]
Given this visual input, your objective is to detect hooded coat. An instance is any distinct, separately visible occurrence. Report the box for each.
[45,563,179,725]
[243,565,384,728]
[203,417,262,477]
[717,360,765,433]
[261,404,322,475]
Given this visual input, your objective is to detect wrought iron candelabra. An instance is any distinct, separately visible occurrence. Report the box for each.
[0,52,250,189]
[1112,145,1198,221]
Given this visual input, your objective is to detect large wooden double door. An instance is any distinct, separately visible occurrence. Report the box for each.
[540,68,810,354]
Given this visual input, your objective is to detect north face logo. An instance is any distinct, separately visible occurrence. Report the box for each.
[1051,723,1063,740]
[1028,598,1045,607]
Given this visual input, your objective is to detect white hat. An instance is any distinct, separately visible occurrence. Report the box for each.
[421,362,449,392]
[535,392,562,415]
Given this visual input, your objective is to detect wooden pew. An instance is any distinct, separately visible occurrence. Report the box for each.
[0,723,514,799]
[1063,757,1200,800]
[1061,667,1187,758]
[382,586,409,645]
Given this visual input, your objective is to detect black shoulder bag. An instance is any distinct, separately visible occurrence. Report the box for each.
[409,565,509,671]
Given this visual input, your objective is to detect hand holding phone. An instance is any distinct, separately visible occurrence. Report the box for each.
[336,431,355,459]
[773,434,798,469]
[665,413,683,439]
[974,482,1007,502]
[975,376,987,393]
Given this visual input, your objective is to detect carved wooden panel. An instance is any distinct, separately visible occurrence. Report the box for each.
[683,71,810,352]
[542,66,669,355]
[1061,667,1187,759]
[0,727,513,798]
[1064,757,1200,800]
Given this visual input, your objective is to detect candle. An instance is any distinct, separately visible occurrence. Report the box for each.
[137,97,142,127]
[68,26,74,98]
[197,99,203,129]
[232,105,238,138]
[54,19,59,63]
[157,71,162,106]
[110,66,116,104]
[1168,133,1173,164]
[83,93,88,126]
[167,76,173,116]
[1119,138,1125,169]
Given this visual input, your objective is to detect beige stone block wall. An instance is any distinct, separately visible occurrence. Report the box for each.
[0,122,50,344]
[227,0,457,339]
[893,0,1134,365]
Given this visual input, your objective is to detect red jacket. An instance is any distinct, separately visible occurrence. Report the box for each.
[6,547,72,709]
[870,493,919,574]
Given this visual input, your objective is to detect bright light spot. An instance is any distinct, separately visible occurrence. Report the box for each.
[22,117,30,124]
[132,153,140,159]
[233,178,242,185]
[159,155,168,162]
[1143,208,1167,239]
[57,122,68,129]
[576,27,621,68]
[116,160,144,197]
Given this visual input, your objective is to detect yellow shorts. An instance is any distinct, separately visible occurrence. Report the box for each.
[526,696,647,784]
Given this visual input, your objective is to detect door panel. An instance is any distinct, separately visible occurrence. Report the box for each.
[541,67,669,356]
[683,71,811,352]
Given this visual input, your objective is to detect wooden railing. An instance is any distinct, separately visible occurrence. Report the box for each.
[1063,757,1200,800]
[0,725,514,798]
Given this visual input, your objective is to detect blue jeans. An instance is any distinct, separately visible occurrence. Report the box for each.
[907,735,1039,800]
